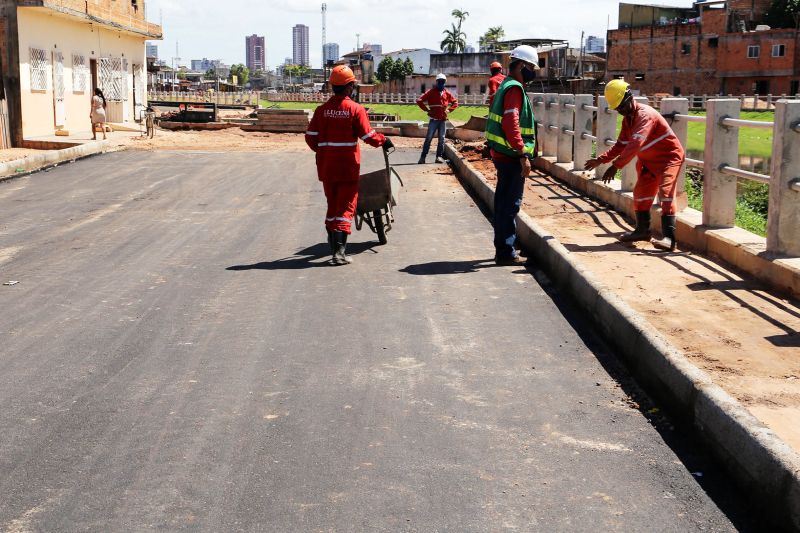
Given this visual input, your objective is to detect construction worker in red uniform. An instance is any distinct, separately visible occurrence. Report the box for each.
[584,80,685,251]
[305,65,393,265]
[487,61,505,108]
[416,73,458,164]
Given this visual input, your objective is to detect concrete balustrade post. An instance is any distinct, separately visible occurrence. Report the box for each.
[530,93,545,154]
[542,93,559,158]
[767,99,800,256]
[703,99,741,227]
[620,96,650,192]
[660,98,690,211]
[573,94,594,171]
[557,94,575,163]
[595,96,617,180]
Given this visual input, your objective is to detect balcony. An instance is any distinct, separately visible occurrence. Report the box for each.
[18,0,162,38]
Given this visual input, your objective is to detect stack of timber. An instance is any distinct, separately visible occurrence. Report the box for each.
[241,109,311,133]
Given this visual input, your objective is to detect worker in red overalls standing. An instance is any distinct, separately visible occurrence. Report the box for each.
[487,61,505,108]
[584,80,685,251]
[305,65,393,265]
[416,73,458,164]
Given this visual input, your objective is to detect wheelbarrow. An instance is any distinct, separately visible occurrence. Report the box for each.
[355,146,403,245]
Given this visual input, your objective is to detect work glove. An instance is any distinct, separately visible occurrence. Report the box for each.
[383,138,395,151]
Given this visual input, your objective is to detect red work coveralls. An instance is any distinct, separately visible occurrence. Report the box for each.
[305,95,386,234]
[597,101,685,215]
[487,72,506,107]
[416,88,459,120]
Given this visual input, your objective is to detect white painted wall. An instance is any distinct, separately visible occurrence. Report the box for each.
[18,7,148,138]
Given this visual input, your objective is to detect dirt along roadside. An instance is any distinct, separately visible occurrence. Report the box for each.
[456,143,800,452]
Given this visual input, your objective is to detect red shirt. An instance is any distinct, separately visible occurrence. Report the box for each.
[490,85,527,163]
[597,101,685,169]
[416,88,459,120]
[305,95,386,183]
[487,73,506,107]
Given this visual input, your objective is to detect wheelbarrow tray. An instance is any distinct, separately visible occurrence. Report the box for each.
[357,166,401,213]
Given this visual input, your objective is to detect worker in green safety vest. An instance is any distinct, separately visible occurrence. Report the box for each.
[484,45,540,265]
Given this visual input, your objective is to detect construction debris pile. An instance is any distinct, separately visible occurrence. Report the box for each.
[241,109,312,134]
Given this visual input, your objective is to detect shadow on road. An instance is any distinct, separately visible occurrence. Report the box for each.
[400,259,531,275]
[227,242,379,271]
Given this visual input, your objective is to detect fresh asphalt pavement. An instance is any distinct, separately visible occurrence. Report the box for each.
[0,149,756,531]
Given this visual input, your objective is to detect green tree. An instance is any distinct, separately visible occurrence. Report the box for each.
[765,0,800,28]
[402,57,414,77]
[177,70,186,80]
[376,56,394,83]
[451,8,470,30]
[441,23,467,53]
[229,63,250,86]
[479,26,506,51]
[389,59,407,81]
[204,68,216,80]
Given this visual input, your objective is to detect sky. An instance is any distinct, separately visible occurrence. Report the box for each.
[143,0,693,69]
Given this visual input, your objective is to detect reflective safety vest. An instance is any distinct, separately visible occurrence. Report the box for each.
[485,78,536,158]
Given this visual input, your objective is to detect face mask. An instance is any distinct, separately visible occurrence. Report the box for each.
[436,81,446,91]
[351,88,358,100]
[521,67,536,83]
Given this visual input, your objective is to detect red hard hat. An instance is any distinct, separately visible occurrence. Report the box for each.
[490,61,502,70]
[330,65,357,86]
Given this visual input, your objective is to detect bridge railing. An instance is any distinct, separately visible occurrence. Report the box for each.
[531,93,800,256]
[263,92,490,106]
[147,92,259,106]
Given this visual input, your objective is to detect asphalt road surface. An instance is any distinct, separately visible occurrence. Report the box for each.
[0,149,753,531]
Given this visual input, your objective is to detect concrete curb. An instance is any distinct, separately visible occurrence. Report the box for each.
[445,143,800,530]
[0,140,113,182]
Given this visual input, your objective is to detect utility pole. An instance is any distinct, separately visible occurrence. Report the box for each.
[578,31,584,80]
[356,33,360,51]
[321,3,327,70]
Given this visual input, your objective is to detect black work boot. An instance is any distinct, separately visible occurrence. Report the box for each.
[652,215,677,251]
[327,229,335,257]
[332,231,352,265]
[619,211,652,242]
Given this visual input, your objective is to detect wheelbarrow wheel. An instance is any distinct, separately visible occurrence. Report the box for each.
[373,209,387,245]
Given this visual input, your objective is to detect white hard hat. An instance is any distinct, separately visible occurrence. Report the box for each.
[509,45,541,70]
[436,73,447,81]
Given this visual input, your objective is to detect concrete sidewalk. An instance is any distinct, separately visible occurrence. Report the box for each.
[0,149,751,530]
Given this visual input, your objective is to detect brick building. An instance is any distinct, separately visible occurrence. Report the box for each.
[607,1,800,96]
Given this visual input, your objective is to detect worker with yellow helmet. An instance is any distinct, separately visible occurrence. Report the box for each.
[585,80,685,251]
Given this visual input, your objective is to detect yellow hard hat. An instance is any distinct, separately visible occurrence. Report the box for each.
[605,79,630,110]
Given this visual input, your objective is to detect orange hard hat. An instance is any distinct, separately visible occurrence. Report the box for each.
[330,65,357,86]
[490,61,502,70]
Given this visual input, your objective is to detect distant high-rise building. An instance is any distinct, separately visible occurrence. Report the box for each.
[363,43,382,56]
[191,58,221,72]
[464,44,476,53]
[146,42,158,59]
[246,34,266,72]
[293,24,310,66]
[323,42,339,65]
[586,35,605,54]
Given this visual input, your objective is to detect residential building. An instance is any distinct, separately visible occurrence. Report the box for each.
[607,0,800,96]
[586,35,605,54]
[146,42,158,59]
[246,34,266,72]
[0,0,163,146]
[293,24,310,67]
[323,42,339,65]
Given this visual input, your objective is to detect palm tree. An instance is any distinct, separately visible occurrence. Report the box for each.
[451,8,470,30]
[479,26,505,51]
[441,23,467,53]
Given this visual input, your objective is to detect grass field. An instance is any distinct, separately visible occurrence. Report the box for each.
[260,100,479,122]
[264,99,773,158]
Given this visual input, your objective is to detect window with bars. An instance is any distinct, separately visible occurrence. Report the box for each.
[30,48,49,91]
[100,57,125,100]
[72,54,88,93]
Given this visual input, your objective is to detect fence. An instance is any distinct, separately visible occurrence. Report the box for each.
[147,91,260,106]
[531,93,800,256]
[645,93,800,111]
[264,91,491,106]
